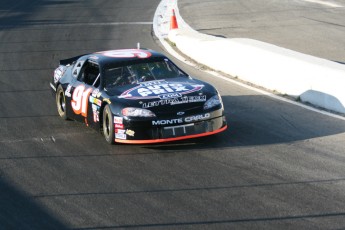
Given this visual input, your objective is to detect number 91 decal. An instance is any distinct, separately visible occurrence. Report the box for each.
[72,85,93,117]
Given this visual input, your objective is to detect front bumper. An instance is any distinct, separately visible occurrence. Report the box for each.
[114,110,227,144]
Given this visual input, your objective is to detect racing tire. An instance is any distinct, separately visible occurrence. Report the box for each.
[56,85,68,120]
[103,104,115,144]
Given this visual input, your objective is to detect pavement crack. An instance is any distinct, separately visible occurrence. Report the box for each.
[302,16,345,28]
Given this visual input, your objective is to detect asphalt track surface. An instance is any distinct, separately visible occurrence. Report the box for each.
[179,0,345,63]
[1,0,345,229]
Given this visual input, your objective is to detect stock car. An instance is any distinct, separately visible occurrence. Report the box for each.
[50,49,227,144]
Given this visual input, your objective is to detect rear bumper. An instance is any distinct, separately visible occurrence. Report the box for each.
[115,115,227,144]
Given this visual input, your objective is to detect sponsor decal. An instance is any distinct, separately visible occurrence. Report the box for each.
[72,85,93,117]
[189,95,207,102]
[89,96,102,106]
[159,93,182,99]
[152,113,210,126]
[115,124,124,129]
[115,129,127,140]
[91,88,100,97]
[54,67,64,83]
[119,80,204,100]
[91,89,102,98]
[152,118,183,126]
[142,95,207,108]
[89,55,99,60]
[115,133,126,140]
[185,113,210,122]
[126,129,135,137]
[114,116,123,124]
[91,104,99,110]
[92,104,100,122]
[98,49,151,59]
[65,84,72,97]
[92,110,99,122]
[116,129,126,134]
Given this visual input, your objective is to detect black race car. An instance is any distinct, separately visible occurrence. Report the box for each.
[50,49,227,144]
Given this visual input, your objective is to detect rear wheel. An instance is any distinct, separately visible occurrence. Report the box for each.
[56,85,68,120]
[103,104,115,144]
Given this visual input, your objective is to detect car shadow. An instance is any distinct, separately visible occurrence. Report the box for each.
[142,94,345,151]
[0,177,68,229]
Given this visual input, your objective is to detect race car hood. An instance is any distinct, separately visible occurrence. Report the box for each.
[106,77,218,116]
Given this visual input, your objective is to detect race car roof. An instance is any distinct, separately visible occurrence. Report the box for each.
[59,49,167,66]
[88,49,167,65]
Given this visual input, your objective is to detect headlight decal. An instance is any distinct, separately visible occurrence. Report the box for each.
[122,107,156,117]
[203,94,222,110]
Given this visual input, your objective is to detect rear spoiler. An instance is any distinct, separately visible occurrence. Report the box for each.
[59,54,87,66]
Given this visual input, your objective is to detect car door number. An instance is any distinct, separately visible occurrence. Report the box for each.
[72,85,93,117]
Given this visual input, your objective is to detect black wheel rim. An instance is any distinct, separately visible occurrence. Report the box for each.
[57,90,65,115]
[59,92,65,112]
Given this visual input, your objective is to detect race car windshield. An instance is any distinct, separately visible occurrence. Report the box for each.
[104,59,188,88]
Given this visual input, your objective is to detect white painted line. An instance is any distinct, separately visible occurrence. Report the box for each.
[1,22,153,29]
[301,0,343,7]
[77,22,153,26]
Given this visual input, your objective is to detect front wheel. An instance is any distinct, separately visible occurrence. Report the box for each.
[102,104,115,144]
[56,85,68,120]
